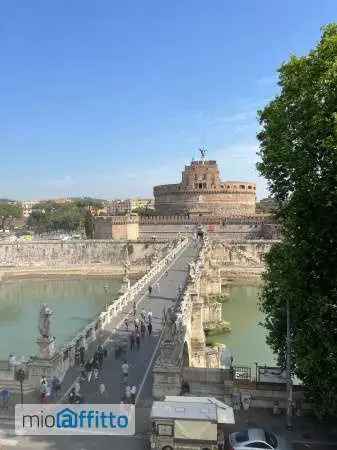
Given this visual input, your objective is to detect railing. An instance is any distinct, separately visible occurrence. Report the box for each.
[233,366,252,382]
[57,237,189,356]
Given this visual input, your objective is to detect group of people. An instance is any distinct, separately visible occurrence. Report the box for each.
[46,276,168,405]
[125,307,153,352]
[68,344,108,403]
[147,282,160,296]
[120,360,137,404]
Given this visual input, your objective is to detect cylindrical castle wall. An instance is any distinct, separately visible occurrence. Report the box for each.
[154,189,256,216]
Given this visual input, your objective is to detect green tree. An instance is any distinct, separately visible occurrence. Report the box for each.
[83,209,95,239]
[257,24,337,418]
[0,203,22,231]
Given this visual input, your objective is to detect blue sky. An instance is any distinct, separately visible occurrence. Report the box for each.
[1,1,336,200]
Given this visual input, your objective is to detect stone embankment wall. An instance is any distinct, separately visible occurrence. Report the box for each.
[0,240,166,268]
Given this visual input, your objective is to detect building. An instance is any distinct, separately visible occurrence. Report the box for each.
[154,153,256,216]
[22,201,39,218]
[107,198,154,215]
[150,396,234,450]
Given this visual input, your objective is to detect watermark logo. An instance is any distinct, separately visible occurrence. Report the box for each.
[15,404,135,436]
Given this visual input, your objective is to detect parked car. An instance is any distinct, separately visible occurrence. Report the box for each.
[229,428,283,450]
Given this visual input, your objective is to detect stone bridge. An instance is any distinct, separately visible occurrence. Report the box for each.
[152,236,278,399]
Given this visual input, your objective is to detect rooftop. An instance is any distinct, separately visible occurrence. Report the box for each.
[151,396,235,424]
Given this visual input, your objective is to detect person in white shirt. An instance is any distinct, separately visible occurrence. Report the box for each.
[74,380,81,395]
[130,385,137,404]
[125,385,132,403]
[99,382,106,396]
[121,361,129,382]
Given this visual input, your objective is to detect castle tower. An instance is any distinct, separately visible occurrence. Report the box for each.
[153,150,256,216]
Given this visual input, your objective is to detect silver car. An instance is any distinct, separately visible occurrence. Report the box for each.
[229,428,283,450]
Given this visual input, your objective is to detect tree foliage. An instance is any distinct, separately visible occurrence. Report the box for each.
[83,209,95,239]
[0,203,22,231]
[257,24,337,418]
[26,198,103,236]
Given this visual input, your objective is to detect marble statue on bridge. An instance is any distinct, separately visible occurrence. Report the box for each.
[38,304,53,338]
[37,304,56,359]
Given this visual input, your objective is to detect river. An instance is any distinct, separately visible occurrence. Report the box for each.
[208,284,277,370]
[0,278,121,360]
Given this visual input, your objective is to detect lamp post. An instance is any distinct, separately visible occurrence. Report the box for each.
[103,285,109,310]
[15,368,26,405]
[286,297,293,431]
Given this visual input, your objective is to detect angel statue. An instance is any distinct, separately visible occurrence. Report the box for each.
[199,147,207,162]
[38,304,53,338]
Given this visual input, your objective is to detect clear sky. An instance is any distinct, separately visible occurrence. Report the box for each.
[1,1,336,200]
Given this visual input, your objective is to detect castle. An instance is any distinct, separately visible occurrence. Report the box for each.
[154,156,256,216]
[93,151,277,240]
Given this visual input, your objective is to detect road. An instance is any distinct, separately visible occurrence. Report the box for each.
[0,243,198,450]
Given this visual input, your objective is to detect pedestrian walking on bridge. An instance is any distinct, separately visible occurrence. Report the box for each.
[148,321,153,336]
[141,309,146,322]
[130,385,137,404]
[99,382,106,397]
[136,331,141,350]
[140,320,146,338]
[148,285,152,296]
[129,331,135,351]
[125,385,132,403]
[121,360,129,383]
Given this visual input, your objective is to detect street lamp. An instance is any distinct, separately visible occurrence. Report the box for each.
[15,368,26,405]
[103,285,109,310]
[286,297,293,431]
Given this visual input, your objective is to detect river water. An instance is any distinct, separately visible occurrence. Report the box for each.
[208,284,277,370]
[0,278,121,360]
[0,279,275,369]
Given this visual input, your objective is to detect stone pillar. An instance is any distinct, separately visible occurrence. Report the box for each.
[152,366,182,400]
[36,336,56,360]
[190,292,206,367]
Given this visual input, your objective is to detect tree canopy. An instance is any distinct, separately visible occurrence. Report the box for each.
[0,203,22,231]
[26,198,103,238]
[257,24,337,418]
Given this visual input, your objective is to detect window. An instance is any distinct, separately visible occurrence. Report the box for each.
[240,184,246,189]
[246,442,272,449]
[199,183,203,189]
[248,185,252,189]
[157,424,173,436]
[203,174,207,180]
